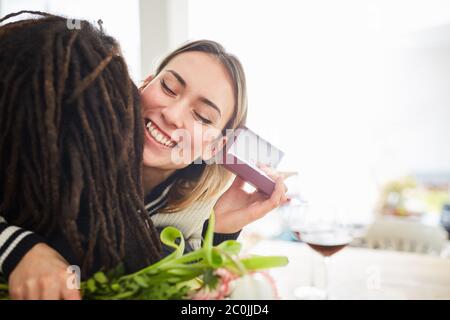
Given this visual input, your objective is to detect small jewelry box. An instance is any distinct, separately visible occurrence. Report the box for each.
[219,127,284,195]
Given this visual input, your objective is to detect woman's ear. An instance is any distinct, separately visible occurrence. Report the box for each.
[141,74,155,89]
[202,136,228,162]
[144,74,154,82]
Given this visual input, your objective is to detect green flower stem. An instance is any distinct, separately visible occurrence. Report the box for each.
[239,256,289,271]
[219,249,247,276]
[160,249,205,266]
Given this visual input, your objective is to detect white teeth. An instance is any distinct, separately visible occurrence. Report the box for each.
[146,120,176,148]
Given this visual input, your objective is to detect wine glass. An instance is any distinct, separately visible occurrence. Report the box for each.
[285,199,353,300]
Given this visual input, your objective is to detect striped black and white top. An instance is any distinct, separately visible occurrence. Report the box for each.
[0,174,240,278]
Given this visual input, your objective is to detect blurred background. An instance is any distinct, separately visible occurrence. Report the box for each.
[1,0,449,253]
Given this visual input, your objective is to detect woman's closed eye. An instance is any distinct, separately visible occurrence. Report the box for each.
[192,110,213,125]
[160,77,214,125]
[160,79,176,96]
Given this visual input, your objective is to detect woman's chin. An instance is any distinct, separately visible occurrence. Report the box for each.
[142,148,161,168]
[142,148,175,170]
[142,142,196,170]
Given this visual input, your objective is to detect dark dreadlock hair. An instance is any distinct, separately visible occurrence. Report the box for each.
[0,11,161,276]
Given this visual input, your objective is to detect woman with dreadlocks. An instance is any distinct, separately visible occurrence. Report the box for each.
[0,12,162,299]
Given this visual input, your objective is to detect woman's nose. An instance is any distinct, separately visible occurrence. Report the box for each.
[160,101,185,128]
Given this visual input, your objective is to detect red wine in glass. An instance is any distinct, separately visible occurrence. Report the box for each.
[294,230,353,257]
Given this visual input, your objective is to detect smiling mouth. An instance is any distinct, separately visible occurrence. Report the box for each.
[145,118,177,148]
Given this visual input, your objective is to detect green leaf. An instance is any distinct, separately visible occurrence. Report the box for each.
[217,240,242,256]
[203,210,215,266]
[238,255,289,271]
[111,284,121,292]
[164,249,204,265]
[87,278,97,292]
[149,226,185,268]
[202,269,219,290]
[177,277,203,291]
[208,247,224,268]
[217,249,247,275]
[165,265,205,277]
[133,275,149,288]
[203,210,215,249]
[93,272,108,284]
[160,226,185,256]
[109,289,139,300]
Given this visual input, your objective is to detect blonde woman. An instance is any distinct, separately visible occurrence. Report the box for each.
[1,40,288,299]
[140,40,288,250]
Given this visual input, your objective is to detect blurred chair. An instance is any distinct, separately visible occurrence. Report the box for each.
[355,217,450,257]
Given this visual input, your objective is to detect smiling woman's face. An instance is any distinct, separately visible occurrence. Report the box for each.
[140,51,235,170]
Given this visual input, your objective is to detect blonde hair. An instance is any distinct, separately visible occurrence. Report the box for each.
[141,40,248,212]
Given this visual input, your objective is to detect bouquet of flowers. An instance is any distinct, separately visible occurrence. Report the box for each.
[0,212,288,300]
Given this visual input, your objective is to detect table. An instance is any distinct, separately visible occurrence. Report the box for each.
[245,239,450,300]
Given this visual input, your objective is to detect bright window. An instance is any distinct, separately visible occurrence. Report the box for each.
[187,0,450,223]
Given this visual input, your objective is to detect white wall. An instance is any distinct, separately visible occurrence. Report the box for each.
[0,0,141,81]
[381,29,450,175]
[139,0,188,80]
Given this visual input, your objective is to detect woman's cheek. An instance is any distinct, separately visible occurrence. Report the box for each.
[141,86,164,112]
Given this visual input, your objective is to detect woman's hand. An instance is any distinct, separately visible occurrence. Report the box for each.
[213,164,292,234]
[8,243,81,300]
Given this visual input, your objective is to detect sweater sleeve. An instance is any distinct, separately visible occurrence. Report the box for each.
[0,216,45,279]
